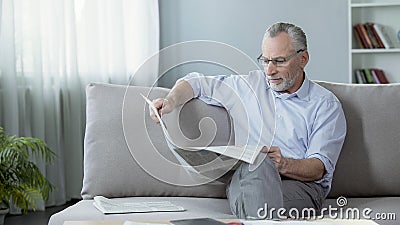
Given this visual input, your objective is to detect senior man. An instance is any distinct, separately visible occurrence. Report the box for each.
[150,22,346,219]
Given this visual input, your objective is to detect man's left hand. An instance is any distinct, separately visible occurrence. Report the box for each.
[261,146,287,172]
[261,146,325,182]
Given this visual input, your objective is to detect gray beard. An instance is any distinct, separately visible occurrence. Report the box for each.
[269,71,300,92]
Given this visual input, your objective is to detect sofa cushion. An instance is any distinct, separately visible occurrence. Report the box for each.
[49,196,400,225]
[316,82,400,198]
[81,83,233,199]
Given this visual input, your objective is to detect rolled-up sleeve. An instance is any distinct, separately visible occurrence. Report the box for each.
[306,99,347,195]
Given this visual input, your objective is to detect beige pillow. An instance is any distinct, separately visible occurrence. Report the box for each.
[81,83,233,199]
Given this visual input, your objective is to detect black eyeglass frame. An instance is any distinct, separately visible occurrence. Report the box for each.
[257,49,305,67]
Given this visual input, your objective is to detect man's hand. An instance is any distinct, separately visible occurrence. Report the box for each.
[261,146,325,182]
[149,80,195,124]
[261,146,286,171]
[149,98,175,124]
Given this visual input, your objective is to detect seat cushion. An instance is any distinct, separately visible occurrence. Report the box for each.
[49,196,400,225]
[48,197,235,225]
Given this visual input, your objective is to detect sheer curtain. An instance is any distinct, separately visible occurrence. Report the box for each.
[0,0,159,212]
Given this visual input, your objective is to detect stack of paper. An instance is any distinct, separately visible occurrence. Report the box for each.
[93,196,185,214]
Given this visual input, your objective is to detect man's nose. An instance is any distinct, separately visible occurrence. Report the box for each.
[265,62,278,75]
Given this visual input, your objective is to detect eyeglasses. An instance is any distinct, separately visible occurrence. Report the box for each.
[257,49,305,67]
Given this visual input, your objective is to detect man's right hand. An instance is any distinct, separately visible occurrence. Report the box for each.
[149,80,195,124]
[149,98,175,124]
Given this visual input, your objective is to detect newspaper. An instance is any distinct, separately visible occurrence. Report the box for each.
[93,196,185,214]
[141,94,263,175]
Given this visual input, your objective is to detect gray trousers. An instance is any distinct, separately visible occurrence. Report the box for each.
[226,157,324,219]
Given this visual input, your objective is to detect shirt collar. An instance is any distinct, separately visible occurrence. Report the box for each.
[294,75,310,101]
[268,74,311,101]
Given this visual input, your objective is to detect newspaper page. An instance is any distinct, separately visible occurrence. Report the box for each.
[141,94,263,175]
[93,196,185,214]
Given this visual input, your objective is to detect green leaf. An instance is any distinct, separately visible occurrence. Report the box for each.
[0,126,57,213]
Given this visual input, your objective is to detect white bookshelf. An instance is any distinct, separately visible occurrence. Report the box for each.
[352,49,400,54]
[348,0,400,83]
[351,2,400,7]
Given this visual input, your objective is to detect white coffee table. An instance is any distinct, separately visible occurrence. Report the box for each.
[63,218,380,225]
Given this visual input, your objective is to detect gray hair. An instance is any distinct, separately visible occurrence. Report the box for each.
[263,22,307,51]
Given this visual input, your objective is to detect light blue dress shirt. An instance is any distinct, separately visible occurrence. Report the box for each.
[178,70,346,197]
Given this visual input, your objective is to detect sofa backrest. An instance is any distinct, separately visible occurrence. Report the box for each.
[82,81,400,200]
[316,81,400,198]
[81,83,233,199]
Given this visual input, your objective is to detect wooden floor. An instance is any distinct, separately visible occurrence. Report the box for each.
[4,200,77,225]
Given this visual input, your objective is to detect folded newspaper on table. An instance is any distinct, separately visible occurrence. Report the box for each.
[93,196,185,214]
[141,94,263,175]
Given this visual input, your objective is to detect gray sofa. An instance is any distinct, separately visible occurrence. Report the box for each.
[49,81,400,225]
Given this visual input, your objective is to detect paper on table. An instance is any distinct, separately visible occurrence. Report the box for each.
[93,196,185,214]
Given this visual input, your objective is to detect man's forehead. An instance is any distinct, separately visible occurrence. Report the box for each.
[262,33,292,55]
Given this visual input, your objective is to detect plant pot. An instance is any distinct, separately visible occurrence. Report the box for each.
[0,208,9,225]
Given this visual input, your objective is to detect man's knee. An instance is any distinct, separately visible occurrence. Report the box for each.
[240,156,279,182]
[227,158,284,219]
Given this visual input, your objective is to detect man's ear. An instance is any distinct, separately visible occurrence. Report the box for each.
[300,50,309,69]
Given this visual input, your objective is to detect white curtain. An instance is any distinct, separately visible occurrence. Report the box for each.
[0,0,159,212]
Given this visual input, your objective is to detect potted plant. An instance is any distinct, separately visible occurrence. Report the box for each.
[0,126,56,224]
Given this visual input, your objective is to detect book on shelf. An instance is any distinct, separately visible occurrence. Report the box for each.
[354,69,367,84]
[366,23,385,49]
[370,69,381,84]
[354,23,373,49]
[364,23,381,49]
[373,23,395,49]
[353,23,396,49]
[354,68,390,84]
[353,25,366,49]
[371,68,389,84]
[363,69,374,84]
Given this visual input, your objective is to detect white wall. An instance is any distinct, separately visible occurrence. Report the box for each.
[158,0,349,87]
